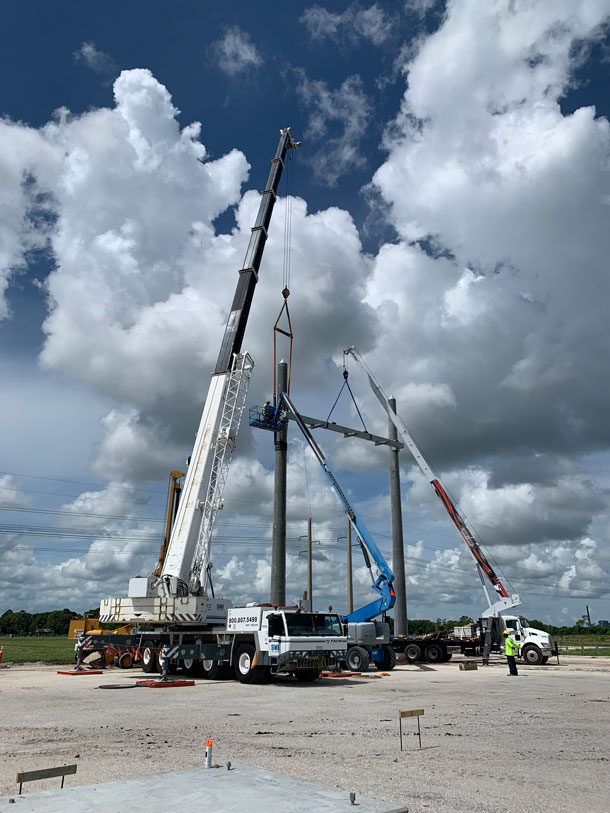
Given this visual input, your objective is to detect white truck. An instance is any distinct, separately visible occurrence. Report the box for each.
[82,129,347,681]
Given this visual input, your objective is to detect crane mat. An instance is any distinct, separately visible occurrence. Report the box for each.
[57,670,104,676]
[135,679,195,688]
[459,662,478,671]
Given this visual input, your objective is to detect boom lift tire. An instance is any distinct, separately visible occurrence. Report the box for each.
[424,643,444,663]
[375,644,396,671]
[521,645,543,665]
[404,643,421,663]
[141,644,158,674]
[346,646,370,672]
[234,643,267,684]
[294,669,319,682]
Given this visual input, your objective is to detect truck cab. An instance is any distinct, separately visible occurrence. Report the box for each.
[501,615,554,665]
[226,606,347,682]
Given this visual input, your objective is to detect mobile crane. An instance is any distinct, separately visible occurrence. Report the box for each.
[251,393,397,671]
[81,129,347,682]
[343,346,555,666]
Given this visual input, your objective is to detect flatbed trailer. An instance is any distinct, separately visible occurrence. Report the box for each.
[390,634,481,664]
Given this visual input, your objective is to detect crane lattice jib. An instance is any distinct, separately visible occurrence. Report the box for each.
[189,352,254,593]
[344,346,510,600]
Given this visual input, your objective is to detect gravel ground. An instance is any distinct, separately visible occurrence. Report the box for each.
[1,656,609,812]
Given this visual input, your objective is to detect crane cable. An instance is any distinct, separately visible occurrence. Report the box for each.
[273,149,294,400]
[326,355,369,433]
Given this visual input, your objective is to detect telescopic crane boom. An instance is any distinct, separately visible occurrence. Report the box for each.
[159,128,300,597]
[344,346,520,618]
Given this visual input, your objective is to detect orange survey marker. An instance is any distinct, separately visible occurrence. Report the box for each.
[57,670,104,676]
[135,679,195,688]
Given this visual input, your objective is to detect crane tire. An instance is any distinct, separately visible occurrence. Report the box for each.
[375,645,397,671]
[346,646,370,672]
[294,669,319,682]
[234,644,266,684]
[141,644,158,674]
[182,658,203,677]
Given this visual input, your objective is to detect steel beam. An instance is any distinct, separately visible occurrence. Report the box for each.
[286,414,403,449]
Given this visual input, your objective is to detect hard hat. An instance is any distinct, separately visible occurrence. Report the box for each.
[502,629,510,635]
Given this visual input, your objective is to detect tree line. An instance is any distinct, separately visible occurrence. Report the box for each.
[0,608,99,637]
[1,608,608,638]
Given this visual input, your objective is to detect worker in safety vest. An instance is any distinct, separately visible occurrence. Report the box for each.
[503,628,520,676]
[262,400,274,423]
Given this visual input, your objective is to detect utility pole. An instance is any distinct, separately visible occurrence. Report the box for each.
[307,516,313,611]
[270,360,288,605]
[347,518,353,614]
[389,397,407,636]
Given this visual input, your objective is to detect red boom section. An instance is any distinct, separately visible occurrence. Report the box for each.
[431,480,509,598]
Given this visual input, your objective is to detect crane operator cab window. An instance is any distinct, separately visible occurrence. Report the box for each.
[284,613,343,637]
[267,614,285,638]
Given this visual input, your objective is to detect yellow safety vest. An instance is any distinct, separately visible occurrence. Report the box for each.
[504,636,519,656]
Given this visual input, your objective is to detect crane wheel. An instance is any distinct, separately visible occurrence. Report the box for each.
[141,644,158,674]
[294,669,319,682]
[234,644,266,684]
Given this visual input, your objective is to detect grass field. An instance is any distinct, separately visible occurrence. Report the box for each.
[0,636,75,663]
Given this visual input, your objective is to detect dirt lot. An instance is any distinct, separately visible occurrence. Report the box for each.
[1,655,609,812]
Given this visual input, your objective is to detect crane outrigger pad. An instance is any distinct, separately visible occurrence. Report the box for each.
[57,670,104,676]
[135,679,195,688]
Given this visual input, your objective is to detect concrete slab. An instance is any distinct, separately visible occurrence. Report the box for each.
[0,764,405,813]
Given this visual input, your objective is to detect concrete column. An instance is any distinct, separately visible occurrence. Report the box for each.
[307,516,313,611]
[270,361,288,606]
[346,517,353,614]
[389,397,408,636]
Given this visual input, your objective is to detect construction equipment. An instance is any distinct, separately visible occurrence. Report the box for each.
[83,129,347,680]
[344,346,555,665]
[251,393,397,671]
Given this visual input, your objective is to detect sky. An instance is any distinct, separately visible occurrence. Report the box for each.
[1,0,610,626]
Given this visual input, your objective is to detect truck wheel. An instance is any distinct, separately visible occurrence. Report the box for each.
[294,669,319,682]
[141,644,158,673]
[540,656,549,665]
[234,644,265,684]
[346,646,370,672]
[182,658,203,677]
[424,643,443,663]
[442,652,453,662]
[118,653,133,669]
[404,643,421,663]
[202,659,223,680]
[521,645,543,665]
[375,645,397,671]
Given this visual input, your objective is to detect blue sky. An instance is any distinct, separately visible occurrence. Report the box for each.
[1,1,610,625]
